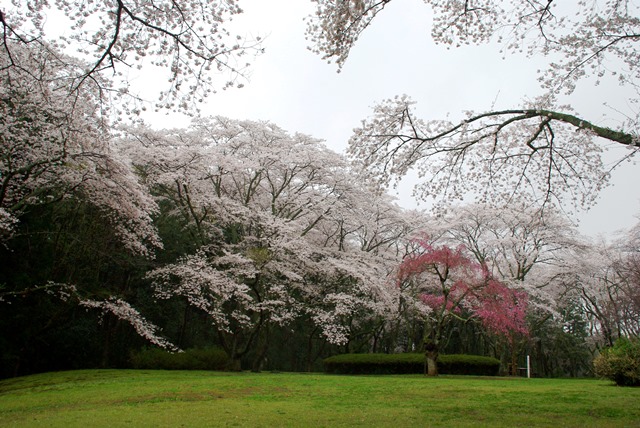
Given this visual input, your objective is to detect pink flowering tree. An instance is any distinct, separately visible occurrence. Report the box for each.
[397,238,528,375]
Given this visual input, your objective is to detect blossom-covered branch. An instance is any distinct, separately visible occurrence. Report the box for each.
[1,41,160,254]
[348,95,627,211]
[80,298,178,351]
[2,1,264,111]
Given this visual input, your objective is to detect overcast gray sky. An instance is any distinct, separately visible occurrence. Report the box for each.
[142,0,639,239]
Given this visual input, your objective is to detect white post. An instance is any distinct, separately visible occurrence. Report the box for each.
[526,355,531,379]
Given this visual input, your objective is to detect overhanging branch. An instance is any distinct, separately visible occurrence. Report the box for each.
[449,109,637,147]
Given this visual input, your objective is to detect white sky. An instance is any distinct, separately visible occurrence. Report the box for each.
[139,0,639,239]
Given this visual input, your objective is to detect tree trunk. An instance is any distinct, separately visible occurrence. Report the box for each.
[227,335,242,371]
[305,326,320,372]
[424,340,439,376]
[227,357,242,371]
[251,334,269,373]
[510,345,519,376]
[177,304,190,349]
[425,350,439,376]
[251,352,266,372]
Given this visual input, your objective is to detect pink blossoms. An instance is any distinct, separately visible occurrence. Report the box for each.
[397,238,528,340]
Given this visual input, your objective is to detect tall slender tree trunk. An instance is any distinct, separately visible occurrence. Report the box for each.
[510,348,518,376]
[251,327,270,373]
[227,336,242,371]
[305,326,320,372]
[177,304,190,349]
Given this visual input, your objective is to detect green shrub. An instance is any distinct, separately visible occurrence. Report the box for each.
[593,338,640,387]
[130,347,228,371]
[323,353,500,376]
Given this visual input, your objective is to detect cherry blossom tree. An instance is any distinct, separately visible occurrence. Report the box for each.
[0,38,179,362]
[396,238,528,375]
[1,1,262,112]
[428,203,582,304]
[1,1,419,371]
[0,40,160,254]
[568,237,640,347]
[306,0,640,210]
[123,117,407,368]
[618,224,640,328]
[424,202,590,372]
[420,205,635,373]
[348,95,613,211]
[308,1,640,94]
[616,254,640,337]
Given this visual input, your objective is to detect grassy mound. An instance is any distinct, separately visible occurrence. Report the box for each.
[1,370,639,427]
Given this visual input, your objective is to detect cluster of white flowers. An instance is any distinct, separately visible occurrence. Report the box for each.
[308,1,638,215]
[80,298,178,351]
[305,0,391,70]
[2,0,262,113]
[123,116,417,347]
[0,40,162,255]
[348,94,613,213]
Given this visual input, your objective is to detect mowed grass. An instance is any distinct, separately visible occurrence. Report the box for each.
[1,370,639,427]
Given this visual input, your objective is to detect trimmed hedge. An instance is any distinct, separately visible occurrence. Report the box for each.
[130,347,229,371]
[323,353,500,376]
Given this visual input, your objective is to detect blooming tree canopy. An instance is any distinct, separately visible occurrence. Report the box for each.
[426,203,584,310]
[567,236,640,347]
[1,0,262,113]
[0,40,160,255]
[306,0,640,211]
[122,117,410,365]
[396,238,528,375]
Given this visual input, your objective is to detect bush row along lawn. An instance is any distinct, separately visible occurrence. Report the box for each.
[1,370,639,427]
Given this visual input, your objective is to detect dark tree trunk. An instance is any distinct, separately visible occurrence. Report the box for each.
[251,328,270,373]
[227,357,242,371]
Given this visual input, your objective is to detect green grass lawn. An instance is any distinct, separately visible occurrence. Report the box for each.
[1,370,639,427]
